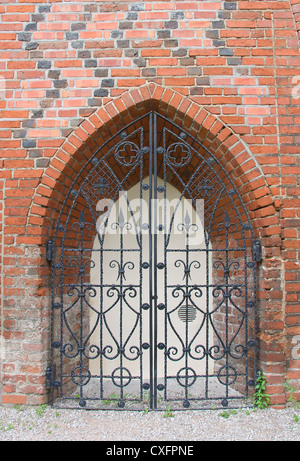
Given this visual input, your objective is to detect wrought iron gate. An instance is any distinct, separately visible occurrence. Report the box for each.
[47,112,259,410]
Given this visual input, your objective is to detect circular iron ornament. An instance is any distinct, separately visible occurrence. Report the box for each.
[142,303,150,310]
[142,343,150,350]
[115,141,140,166]
[177,367,197,388]
[79,399,86,408]
[166,142,191,167]
[111,367,132,388]
[157,343,165,350]
[157,303,165,310]
[71,365,91,387]
[157,384,164,391]
[222,399,229,407]
[142,383,150,390]
[118,400,125,408]
[183,400,190,408]
[217,366,237,386]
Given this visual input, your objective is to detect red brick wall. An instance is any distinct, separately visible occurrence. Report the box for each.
[0,0,300,407]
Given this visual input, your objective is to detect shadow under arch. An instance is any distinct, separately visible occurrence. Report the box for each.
[48,110,260,410]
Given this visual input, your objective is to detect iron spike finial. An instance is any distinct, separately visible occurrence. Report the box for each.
[79,209,85,227]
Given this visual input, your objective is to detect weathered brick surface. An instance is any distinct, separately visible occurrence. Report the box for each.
[0,0,300,407]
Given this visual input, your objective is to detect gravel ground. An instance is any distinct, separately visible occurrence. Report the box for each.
[0,405,299,441]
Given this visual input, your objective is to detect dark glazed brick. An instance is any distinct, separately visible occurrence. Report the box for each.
[22,139,37,148]
[119,22,133,30]
[190,87,204,96]
[133,58,147,67]
[94,88,109,97]
[171,11,184,20]
[66,32,79,41]
[94,69,109,77]
[36,158,50,167]
[206,30,219,39]
[71,41,84,49]
[88,98,102,106]
[142,68,156,77]
[38,5,51,12]
[220,48,234,56]
[46,90,60,98]
[218,11,231,19]
[31,110,44,119]
[85,59,98,67]
[165,39,179,48]
[32,14,45,22]
[131,3,145,11]
[101,79,115,88]
[164,21,178,29]
[77,50,91,59]
[224,2,237,10]
[25,23,37,32]
[117,40,130,48]
[25,42,39,51]
[212,20,225,29]
[127,12,138,20]
[157,30,171,39]
[125,49,138,57]
[13,130,26,139]
[54,80,68,88]
[71,23,86,31]
[111,30,123,39]
[18,33,31,41]
[38,60,51,69]
[48,70,60,79]
[173,48,188,57]
[228,58,242,66]
[213,40,226,47]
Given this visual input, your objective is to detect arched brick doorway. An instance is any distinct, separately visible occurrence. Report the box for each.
[28,84,278,409]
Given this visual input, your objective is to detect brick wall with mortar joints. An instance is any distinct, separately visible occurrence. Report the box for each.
[0,0,299,406]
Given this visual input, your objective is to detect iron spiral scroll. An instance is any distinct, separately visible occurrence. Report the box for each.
[49,112,258,410]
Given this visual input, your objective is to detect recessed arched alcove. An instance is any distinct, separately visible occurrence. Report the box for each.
[47,110,259,410]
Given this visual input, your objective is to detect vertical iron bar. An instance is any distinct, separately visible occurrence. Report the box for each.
[148,112,154,409]
[153,112,158,409]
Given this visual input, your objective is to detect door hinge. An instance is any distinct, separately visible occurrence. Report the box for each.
[253,240,262,262]
[46,239,53,262]
[45,364,56,389]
